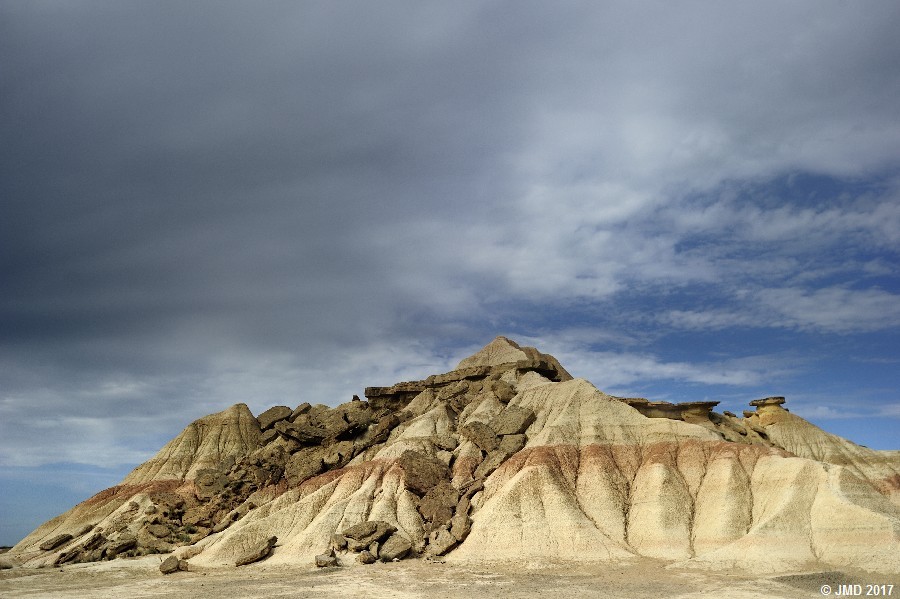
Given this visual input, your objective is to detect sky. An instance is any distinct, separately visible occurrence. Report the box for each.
[2,1,900,546]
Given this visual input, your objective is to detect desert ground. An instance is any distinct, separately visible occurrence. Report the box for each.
[2,557,896,599]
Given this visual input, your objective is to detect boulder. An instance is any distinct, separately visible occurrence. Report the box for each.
[234,535,277,566]
[285,446,326,486]
[749,396,786,407]
[379,533,412,561]
[459,422,499,452]
[433,434,459,451]
[107,535,136,556]
[490,379,516,403]
[459,478,484,499]
[138,535,173,555]
[357,549,376,564]
[489,406,535,435]
[342,521,382,541]
[397,450,451,495]
[259,428,279,445]
[312,402,374,441]
[146,524,171,539]
[288,402,311,422]
[417,480,459,526]
[365,382,429,411]
[366,413,399,445]
[159,555,182,574]
[456,494,471,515]
[330,533,347,552]
[498,433,526,454]
[449,513,472,542]
[437,380,468,400]
[194,469,228,499]
[323,440,355,468]
[315,553,339,567]
[448,391,476,414]
[473,435,526,479]
[274,420,327,445]
[426,526,457,556]
[343,401,376,426]
[474,448,513,479]
[256,406,292,431]
[39,533,73,551]
[342,521,396,551]
[184,502,212,527]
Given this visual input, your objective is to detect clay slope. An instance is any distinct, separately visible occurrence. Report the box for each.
[7,336,899,575]
[454,381,900,573]
[8,404,266,567]
[745,401,900,506]
[123,403,261,484]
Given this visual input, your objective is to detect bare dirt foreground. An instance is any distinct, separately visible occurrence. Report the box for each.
[2,557,896,599]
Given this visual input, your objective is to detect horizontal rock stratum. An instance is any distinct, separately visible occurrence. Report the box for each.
[6,336,900,573]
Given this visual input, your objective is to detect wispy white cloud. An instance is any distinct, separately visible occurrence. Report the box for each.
[789,404,867,420]
[514,330,791,391]
[575,352,773,388]
[758,286,900,332]
[663,284,900,334]
[662,309,759,331]
[876,403,900,418]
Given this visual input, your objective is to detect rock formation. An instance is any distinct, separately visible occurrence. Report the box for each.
[5,336,899,574]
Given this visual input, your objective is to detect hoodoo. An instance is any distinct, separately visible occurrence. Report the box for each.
[6,337,900,574]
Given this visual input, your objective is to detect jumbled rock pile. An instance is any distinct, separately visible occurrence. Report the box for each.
[316,520,412,567]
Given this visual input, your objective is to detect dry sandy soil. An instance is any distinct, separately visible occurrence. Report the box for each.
[2,557,896,599]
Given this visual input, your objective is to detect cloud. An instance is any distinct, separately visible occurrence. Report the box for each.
[575,352,772,387]
[513,330,791,390]
[663,285,900,334]
[0,340,463,469]
[758,286,900,333]
[789,405,867,420]
[877,403,900,418]
[1,1,899,476]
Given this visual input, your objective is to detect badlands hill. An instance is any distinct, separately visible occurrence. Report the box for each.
[5,337,900,574]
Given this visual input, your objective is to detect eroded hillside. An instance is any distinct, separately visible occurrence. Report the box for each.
[6,337,899,574]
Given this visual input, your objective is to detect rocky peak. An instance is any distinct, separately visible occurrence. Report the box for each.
[8,338,899,575]
[123,403,261,485]
[455,336,529,368]
[455,336,573,380]
[364,337,571,412]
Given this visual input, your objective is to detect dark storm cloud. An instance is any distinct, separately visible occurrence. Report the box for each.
[2,3,475,348]
[2,0,900,488]
[1,2,556,347]
[0,2,551,473]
